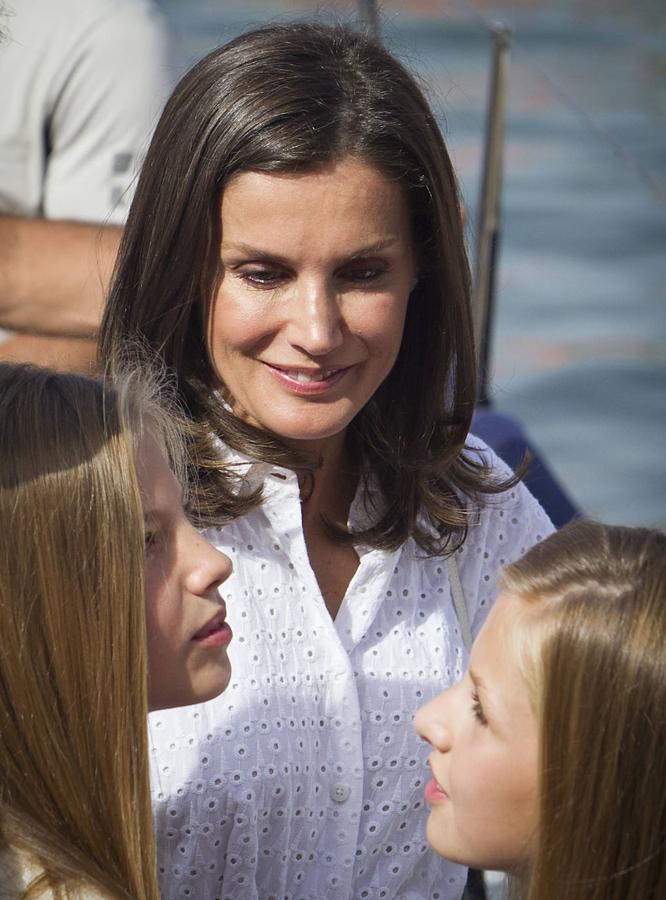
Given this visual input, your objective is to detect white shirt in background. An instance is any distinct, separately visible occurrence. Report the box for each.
[0,0,173,224]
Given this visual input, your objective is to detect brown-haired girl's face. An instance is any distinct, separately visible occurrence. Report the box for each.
[209,156,417,453]
[413,591,539,872]
[137,435,233,711]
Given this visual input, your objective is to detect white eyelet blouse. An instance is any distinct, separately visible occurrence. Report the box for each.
[149,441,553,900]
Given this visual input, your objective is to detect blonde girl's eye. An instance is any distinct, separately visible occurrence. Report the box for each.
[471,691,488,727]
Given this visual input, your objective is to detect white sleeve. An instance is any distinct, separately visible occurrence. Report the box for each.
[457,437,555,637]
[43,1,174,224]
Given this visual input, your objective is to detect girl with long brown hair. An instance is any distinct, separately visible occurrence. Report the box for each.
[0,363,233,898]
[415,520,666,900]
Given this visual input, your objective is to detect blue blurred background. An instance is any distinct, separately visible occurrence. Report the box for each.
[158,0,665,527]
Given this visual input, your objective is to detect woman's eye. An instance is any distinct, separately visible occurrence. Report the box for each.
[342,265,386,283]
[238,267,286,287]
[471,692,488,726]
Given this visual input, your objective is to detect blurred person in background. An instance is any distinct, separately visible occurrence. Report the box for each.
[0,0,173,371]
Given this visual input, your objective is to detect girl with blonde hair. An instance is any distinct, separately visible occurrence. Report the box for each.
[0,362,233,899]
[415,520,666,900]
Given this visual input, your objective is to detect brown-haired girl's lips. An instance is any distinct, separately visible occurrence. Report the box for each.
[192,608,232,647]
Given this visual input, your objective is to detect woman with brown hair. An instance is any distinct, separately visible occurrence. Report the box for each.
[0,363,232,899]
[99,21,552,899]
[415,520,666,900]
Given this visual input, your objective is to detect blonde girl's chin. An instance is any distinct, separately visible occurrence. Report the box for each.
[425,813,456,863]
[425,814,481,869]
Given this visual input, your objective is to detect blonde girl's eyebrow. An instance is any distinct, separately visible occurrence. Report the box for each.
[469,668,522,735]
[468,668,487,693]
[468,670,496,718]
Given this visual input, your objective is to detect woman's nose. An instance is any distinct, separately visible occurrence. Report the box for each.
[285,279,344,357]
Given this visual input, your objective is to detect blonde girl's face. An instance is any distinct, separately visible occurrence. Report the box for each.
[136,435,234,712]
[413,591,539,872]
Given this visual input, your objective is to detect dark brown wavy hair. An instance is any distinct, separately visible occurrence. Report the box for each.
[99,21,516,553]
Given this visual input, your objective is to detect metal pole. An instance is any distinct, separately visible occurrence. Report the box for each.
[473,26,511,407]
[358,0,380,39]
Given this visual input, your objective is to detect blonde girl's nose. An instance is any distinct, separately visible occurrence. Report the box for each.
[413,694,454,751]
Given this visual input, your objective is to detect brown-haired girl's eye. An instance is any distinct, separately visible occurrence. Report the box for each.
[144,529,160,556]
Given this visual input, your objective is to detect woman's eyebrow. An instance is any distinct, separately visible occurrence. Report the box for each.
[220,241,287,260]
[347,238,398,258]
[221,238,398,262]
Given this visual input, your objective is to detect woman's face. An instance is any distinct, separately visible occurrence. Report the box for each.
[209,157,417,452]
[137,435,233,711]
[413,591,539,872]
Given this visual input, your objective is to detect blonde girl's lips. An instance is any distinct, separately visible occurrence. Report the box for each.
[424,776,449,805]
[424,758,449,805]
[264,362,350,395]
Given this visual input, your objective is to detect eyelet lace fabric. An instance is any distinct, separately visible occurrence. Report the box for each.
[149,441,552,899]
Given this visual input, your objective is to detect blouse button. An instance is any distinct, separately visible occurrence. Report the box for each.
[331,783,351,803]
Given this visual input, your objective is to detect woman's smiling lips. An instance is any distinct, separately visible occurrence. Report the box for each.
[192,608,233,648]
[263,361,352,395]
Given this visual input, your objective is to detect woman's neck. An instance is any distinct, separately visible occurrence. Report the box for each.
[289,431,361,619]
[294,431,357,526]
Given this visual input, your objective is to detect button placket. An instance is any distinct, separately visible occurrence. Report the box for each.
[330,783,351,803]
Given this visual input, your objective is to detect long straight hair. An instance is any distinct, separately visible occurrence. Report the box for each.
[501,521,666,900]
[100,21,517,555]
[0,364,169,899]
